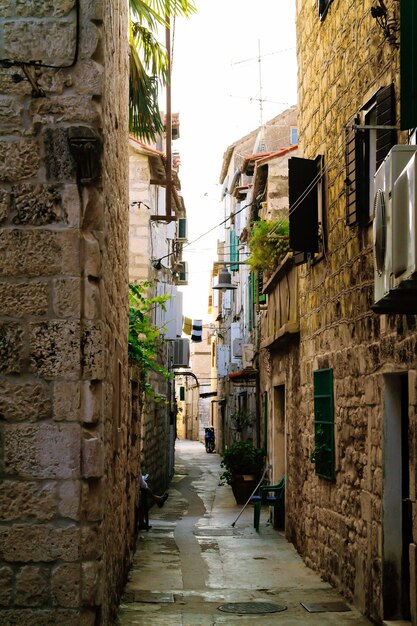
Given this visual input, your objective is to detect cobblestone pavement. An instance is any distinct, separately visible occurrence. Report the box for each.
[115,439,374,625]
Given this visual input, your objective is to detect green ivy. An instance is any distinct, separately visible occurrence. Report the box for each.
[247,219,290,272]
[128,282,173,399]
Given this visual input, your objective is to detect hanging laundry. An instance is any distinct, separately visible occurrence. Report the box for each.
[183,316,192,336]
[191,319,203,342]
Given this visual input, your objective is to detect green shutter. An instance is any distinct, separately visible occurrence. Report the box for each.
[263,391,268,454]
[179,386,185,401]
[248,273,253,331]
[313,369,335,480]
[230,230,239,271]
[400,0,417,130]
[258,272,267,305]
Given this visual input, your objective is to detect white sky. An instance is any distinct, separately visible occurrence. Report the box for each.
[169,1,298,321]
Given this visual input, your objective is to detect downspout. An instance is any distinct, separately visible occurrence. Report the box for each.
[165,15,172,222]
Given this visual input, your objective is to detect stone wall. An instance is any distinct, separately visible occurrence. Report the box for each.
[0,1,134,624]
[292,1,416,623]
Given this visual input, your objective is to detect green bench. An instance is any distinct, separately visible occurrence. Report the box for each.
[250,475,285,532]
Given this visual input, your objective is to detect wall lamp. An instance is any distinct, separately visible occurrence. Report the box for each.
[370,0,399,48]
[213,261,251,291]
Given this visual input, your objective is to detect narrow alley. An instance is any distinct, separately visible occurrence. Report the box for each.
[115,440,374,626]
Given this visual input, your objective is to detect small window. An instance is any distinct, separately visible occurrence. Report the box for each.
[290,127,298,145]
[179,386,185,401]
[313,368,335,481]
[318,0,333,20]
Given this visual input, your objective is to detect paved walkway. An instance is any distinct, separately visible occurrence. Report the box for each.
[115,439,374,625]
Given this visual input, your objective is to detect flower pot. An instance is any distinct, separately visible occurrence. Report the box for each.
[230,474,259,505]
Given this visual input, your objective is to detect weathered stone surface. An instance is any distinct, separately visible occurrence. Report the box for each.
[0,609,86,625]
[3,524,80,562]
[12,184,63,225]
[52,278,81,318]
[53,381,80,421]
[51,563,81,607]
[81,322,104,379]
[62,183,81,227]
[16,0,76,17]
[43,128,76,182]
[0,322,24,374]
[0,140,40,182]
[80,381,101,424]
[3,422,81,479]
[32,97,99,128]
[0,481,56,522]
[0,566,13,606]
[83,279,101,320]
[0,282,49,318]
[15,566,49,606]
[81,561,101,607]
[0,380,51,422]
[0,67,32,97]
[82,436,104,478]
[69,60,104,96]
[0,230,80,278]
[4,21,77,67]
[29,320,81,379]
[0,98,24,135]
[82,187,104,230]
[0,1,12,16]
[0,188,10,223]
[80,525,102,560]
[58,480,80,520]
[81,480,103,522]
[82,233,101,279]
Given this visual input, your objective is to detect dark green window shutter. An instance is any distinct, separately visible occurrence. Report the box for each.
[258,272,266,305]
[375,84,396,170]
[400,0,417,130]
[179,386,185,401]
[345,116,366,226]
[313,368,335,481]
[263,391,268,454]
[230,230,239,271]
[248,273,253,331]
[288,156,320,254]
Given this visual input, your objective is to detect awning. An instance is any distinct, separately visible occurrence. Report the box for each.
[200,391,217,398]
[228,367,258,382]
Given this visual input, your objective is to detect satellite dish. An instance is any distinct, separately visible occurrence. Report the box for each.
[373,189,386,276]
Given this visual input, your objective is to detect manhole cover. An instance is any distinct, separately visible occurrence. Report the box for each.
[218,602,287,614]
[301,601,351,613]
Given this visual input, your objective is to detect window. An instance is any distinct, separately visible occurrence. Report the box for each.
[318,0,333,20]
[345,85,396,225]
[313,368,335,481]
[290,127,298,145]
[288,155,324,265]
[179,386,185,401]
[400,0,417,130]
[229,229,239,271]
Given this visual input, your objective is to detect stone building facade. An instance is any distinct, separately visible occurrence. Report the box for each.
[287,1,417,624]
[0,2,134,624]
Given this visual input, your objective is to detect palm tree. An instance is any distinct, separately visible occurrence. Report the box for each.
[129,0,196,142]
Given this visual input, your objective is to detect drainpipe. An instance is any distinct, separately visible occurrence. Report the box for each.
[165,15,172,222]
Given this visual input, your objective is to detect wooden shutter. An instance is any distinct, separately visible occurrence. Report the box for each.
[345,116,366,226]
[179,386,185,401]
[400,0,417,130]
[230,229,239,271]
[248,273,253,331]
[313,368,335,481]
[288,157,319,254]
[375,84,396,170]
[258,272,266,305]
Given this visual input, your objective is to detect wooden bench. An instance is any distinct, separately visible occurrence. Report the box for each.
[250,475,285,532]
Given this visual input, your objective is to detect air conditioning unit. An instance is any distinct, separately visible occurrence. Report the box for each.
[176,261,188,285]
[242,343,254,368]
[392,152,417,287]
[373,145,417,312]
[227,362,239,375]
[173,338,190,368]
[177,217,188,242]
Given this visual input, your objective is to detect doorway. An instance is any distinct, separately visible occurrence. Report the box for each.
[273,385,286,482]
[382,373,411,621]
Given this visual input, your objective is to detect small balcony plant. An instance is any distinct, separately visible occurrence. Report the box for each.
[220,441,265,504]
[247,218,290,275]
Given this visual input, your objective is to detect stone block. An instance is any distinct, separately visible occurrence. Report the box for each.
[32,97,99,128]
[43,127,77,182]
[82,480,103,522]
[0,480,56,522]
[51,563,81,607]
[29,320,81,379]
[0,188,10,223]
[58,480,81,520]
[0,609,86,625]
[0,566,13,606]
[16,0,76,17]
[15,565,48,606]
[0,322,24,374]
[0,380,51,422]
[4,21,77,67]
[81,187,104,230]
[81,525,102,560]
[0,281,49,318]
[3,422,81,479]
[0,67,32,97]
[70,60,104,96]
[81,322,104,379]
[83,278,101,320]
[82,436,104,478]
[81,561,101,606]
[12,184,63,225]
[0,139,40,182]
[82,233,101,279]
[52,277,81,318]
[62,183,81,227]
[0,97,24,135]
[53,381,80,421]
[80,381,101,424]
[4,524,80,562]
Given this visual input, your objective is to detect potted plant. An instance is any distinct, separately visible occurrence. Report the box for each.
[220,441,265,504]
[247,218,290,279]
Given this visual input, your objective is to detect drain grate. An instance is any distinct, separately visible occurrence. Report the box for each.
[218,602,287,614]
[301,601,351,613]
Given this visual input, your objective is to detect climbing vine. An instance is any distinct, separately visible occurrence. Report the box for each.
[128,282,173,400]
[247,218,290,272]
